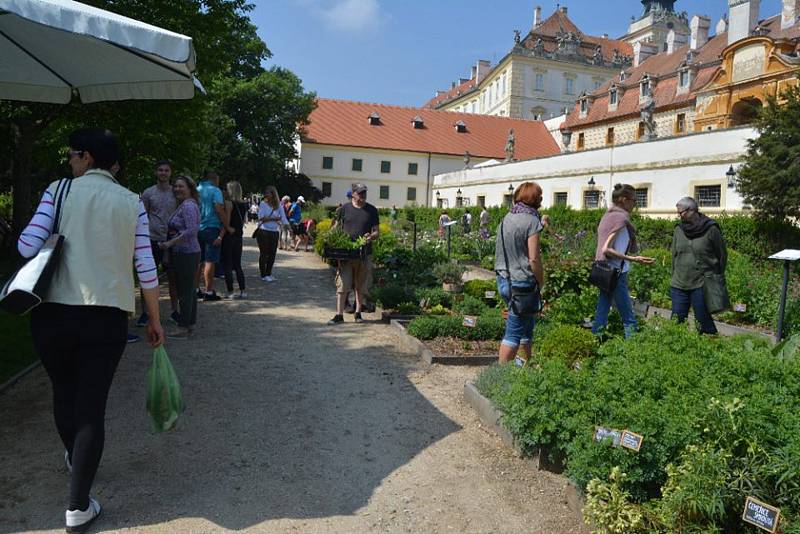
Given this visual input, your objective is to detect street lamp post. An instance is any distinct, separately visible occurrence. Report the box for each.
[726,165,736,189]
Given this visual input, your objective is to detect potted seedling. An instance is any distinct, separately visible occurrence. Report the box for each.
[434,261,467,294]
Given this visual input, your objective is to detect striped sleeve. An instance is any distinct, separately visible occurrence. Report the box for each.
[133,200,158,289]
[18,188,55,258]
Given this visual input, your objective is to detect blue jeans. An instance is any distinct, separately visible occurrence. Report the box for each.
[497,276,536,348]
[671,286,718,334]
[592,272,637,338]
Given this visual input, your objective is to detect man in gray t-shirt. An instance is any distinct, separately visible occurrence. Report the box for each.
[494,212,543,282]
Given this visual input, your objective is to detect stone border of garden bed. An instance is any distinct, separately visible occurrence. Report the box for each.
[390,320,497,365]
[0,360,40,395]
[463,381,589,533]
[635,301,774,342]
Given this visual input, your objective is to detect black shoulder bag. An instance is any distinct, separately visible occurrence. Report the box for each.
[0,178,71,315]
[500,219,543,316]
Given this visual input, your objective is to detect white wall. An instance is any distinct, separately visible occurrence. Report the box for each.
[432,126,755,215]
[299,143,486,208]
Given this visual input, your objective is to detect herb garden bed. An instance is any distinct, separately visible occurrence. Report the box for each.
[391,320,497,365]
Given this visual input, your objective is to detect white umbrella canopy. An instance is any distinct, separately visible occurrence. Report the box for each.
[0,0,202,104]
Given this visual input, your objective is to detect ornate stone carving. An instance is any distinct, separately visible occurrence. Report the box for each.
[504,129,515,162]
[592,45,604,65]
[514,30,521,44]
[640,97,658,140]
[463,151,471,169]
[532,37,544,56]
[556,31,582,56]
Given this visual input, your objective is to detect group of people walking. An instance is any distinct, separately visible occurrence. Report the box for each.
[12,127,729,533]
[15,128,313,532]
[494,181,728,366]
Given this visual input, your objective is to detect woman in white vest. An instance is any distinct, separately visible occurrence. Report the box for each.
[18,128,164,532]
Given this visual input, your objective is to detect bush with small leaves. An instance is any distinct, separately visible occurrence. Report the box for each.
[538,324,598,368]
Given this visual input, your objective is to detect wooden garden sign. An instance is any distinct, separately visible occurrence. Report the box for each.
[462,315,477,328]
[620,430,644,452]
[742,497,780,533]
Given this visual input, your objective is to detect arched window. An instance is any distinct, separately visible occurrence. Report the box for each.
[731,98,762,126]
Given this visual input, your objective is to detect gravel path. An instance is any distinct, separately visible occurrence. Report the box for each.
[0,229,582,533]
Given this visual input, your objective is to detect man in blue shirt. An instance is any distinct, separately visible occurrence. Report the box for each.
[288,196,306,251]
[197,171,226,301]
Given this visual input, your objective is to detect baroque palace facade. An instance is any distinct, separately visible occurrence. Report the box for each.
[431,0,800,215]
[562,0,800,151]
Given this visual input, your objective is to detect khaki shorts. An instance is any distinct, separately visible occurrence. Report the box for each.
[335,257,372,294]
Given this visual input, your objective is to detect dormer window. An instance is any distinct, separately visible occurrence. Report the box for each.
[619,70,627,82]
[609,87,618,106]
[640,76,651,98]
[368,112,381,126]
[411,115,424,129]
[455,120,467,133]
[678,68,691,90]
[579,96,589,117]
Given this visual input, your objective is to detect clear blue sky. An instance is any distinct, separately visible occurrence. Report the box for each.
[252,0,782,107]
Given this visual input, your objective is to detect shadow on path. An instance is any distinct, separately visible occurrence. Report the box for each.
[0,239,461,532]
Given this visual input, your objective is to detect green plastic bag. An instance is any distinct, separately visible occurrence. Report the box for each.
[146,346,184,432]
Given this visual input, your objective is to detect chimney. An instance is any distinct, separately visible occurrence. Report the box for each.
[783,0,800,30]
[459,78,469,85]
[633,41,659,67]
[716,16,728,35]
[475,60,491,83]
[727,0,761,46]
[451,81,456,89]
[690,15,711,50]
[435,90,446,97]
[471,66,477,79]
[533,5,542,27]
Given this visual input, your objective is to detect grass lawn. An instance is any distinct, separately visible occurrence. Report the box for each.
[0,257,38,385]
[0,310,37,385]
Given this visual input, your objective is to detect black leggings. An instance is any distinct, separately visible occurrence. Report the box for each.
[256,229,279,277]
[31,303,127,511]
[222,233,245,292]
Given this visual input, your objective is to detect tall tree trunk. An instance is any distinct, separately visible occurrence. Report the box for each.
[11,122,35,239]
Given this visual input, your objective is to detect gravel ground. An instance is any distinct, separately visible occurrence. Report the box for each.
[0,228,583,533]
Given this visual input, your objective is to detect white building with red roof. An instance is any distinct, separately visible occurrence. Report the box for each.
[297,99,560,207]
[424,6,635,121]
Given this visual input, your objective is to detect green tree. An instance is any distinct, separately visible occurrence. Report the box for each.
[736,83,800,222]
[209,68,317,194]
[1,0,317,235]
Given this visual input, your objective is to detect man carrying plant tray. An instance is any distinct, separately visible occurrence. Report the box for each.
[328,183,380,325]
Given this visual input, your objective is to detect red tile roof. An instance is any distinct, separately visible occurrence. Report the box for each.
[563,14,799,130]
[424,78,479,109]
[302,99,560,160]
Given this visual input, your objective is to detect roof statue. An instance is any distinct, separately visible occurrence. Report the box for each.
[504,129,515,162]
[640,97,658,140]
[514,30,521,44]
[464,151,471,169]
[641,0,676,17]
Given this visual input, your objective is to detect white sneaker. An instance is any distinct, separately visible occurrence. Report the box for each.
[265,276,275,283]
[225,292,235,299]
[66,498,101,532]
[235,291,248,299]
[261,276,269,282]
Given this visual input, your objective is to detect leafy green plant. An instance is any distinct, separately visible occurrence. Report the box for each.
[407,316,439,340]
[463,279,499,300]
[396,302,421,315]
[371,284,412,310]
[546,287,598,326]
[453,295,489,316]
[584,467,645,534]
[415,287,452,309]
[538,324,597,368]
[433,261,467,284]
[627,248,671,307]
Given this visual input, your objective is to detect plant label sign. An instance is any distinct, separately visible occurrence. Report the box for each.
[734,303,747,313]
[463,315,477,328]
[742,497,780,533]
[620,430,644,452]
[594,426,622,447]
[484,291,497,299]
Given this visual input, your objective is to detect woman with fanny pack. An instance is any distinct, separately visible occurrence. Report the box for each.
[592,184,654,338]
[17,128,164,532]
[494,182,545,366]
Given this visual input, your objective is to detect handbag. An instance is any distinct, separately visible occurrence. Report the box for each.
[0,178,71,315]
[500,219,542,317]
[589,260,621,293]
[687,236,730,314]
